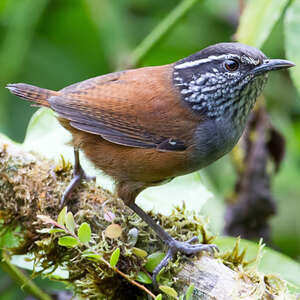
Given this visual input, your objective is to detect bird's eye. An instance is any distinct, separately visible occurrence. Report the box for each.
[224,59,239,72]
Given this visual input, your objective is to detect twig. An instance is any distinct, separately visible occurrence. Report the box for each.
[128,0,201,67]
[101,258,156,299]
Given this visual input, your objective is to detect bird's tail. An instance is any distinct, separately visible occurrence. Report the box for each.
[6,83,58,107]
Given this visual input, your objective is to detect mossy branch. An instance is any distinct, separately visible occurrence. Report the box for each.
[0,137,293,299]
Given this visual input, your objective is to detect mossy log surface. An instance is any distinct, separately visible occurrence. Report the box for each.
[0,137,292,299]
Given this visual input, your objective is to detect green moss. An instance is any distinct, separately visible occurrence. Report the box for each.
[0,141,295,299]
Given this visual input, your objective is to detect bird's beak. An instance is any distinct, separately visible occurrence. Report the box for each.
[252,59,295,75]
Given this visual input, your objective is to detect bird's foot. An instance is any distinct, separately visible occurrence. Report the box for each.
[152,236,218,287]
[60,163,95,208]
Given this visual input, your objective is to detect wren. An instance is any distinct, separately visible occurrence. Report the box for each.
[6,42,294,285]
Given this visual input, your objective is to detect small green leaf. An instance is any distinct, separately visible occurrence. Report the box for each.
[135,271,152,284]
[132,247,148,258]
[110,248,120,268]
[78,222,91,243]
[65,212,76,233]
[159,285,178,298]
[155,294,162,300]
[145,251,165,272]
[58,236,79,248]
[57,206,67,226]
[82,250,100,260]
[82,253,103,261]
[185,283,195,300]
[49,228,65,234]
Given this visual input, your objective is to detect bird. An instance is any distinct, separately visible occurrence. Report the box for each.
[6,42,294,285]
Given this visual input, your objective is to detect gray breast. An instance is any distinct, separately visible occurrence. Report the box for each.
[188,118,243,170]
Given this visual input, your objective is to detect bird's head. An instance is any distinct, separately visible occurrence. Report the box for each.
[173,42,294,125]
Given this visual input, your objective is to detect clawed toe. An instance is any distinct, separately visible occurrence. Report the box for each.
[204,244,219,255]
[60,171,94,208]
[174,240,218,255]
[186,236,199,244]
[127,203,218,288]
[151,238,218,288]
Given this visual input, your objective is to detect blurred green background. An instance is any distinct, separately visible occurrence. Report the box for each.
[0,0,299,298]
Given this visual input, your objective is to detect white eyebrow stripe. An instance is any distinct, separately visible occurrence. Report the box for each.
[241,55,260,65]
[174,54,241,69]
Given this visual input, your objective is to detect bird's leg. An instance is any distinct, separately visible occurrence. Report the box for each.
[60,148,95,208]
[127,202,218,287]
